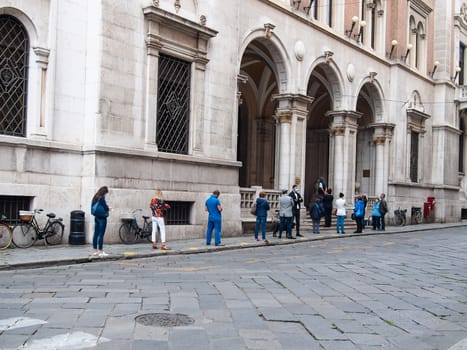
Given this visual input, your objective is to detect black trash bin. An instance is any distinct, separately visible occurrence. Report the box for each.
[69,210,86,245]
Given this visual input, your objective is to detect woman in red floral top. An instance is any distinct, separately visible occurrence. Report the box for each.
[150,190,170,250]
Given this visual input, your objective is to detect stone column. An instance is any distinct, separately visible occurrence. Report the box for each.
[273,94,313,190]
[370,123,395,195]
[327,111,361,201]
[276,110,292,190]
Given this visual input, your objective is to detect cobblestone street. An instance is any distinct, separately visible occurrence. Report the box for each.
[1,228,467,349]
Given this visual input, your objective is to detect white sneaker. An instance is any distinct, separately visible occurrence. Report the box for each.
[99,252,109,257]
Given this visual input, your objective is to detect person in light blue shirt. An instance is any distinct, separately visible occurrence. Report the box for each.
[353,195,365,233]
[372,199,381,230]
[205,190,223,246]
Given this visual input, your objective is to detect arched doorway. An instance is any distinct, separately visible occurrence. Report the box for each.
[355,83,377,195]
[304,64,334,205]
[237,39,282,189]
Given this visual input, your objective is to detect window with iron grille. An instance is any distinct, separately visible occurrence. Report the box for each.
[0,15,29,137]
[157,54,191,154]
[0,195,33,225]
[165,201,192,225]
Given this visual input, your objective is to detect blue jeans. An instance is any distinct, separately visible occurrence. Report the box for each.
[254,216,267,240]
[312,219,320,233]
[93,217,107,250]
[336,215,345,233]
[206,217,222,245]
[279,216,292,237]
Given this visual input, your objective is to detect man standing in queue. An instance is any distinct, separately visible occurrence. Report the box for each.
[289,184,304,237]
[205,190,224,246]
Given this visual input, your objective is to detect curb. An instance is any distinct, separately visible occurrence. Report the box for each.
[1,223,465,271]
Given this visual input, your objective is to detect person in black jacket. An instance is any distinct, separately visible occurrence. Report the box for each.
[322,188,334,227]
[289,185,304,237]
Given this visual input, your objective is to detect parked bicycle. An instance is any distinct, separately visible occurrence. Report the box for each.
[0,214,13,249]
[393,207,407,226]
[119,209,153,244]
[12,209,64,248]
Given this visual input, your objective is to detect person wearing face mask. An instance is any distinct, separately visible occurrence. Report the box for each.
[288,184,304,238]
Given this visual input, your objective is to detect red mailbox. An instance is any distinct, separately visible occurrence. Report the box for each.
[423,197,435,218]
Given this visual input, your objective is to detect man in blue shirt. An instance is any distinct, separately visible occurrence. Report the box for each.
[205,190,223,246]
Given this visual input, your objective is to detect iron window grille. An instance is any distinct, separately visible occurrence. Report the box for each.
[157,54,191,154]
[410,131,419,182]
[165,201,192,225]
[0,15,29,137]
[0,195,33,225]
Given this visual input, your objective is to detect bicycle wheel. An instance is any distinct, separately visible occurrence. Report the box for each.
[119,223,137,244]
[45,221,64,245]
[12,223,36,248]
[0,223,13,249]
[413,211,422,224]
[144,221,153,242]
[393,215,404,226]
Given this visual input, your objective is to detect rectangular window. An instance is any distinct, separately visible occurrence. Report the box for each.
[410,131,419,182]
[157,54,191,154]
[165,201,192,225]
[0,195,33,225]
[326,0,333,27]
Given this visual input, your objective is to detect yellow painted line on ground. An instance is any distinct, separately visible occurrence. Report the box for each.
[383,241,395,246]
[188,247,199,250]
[240,242,250,245]
[123,252,137,256]
[158,266,217,272]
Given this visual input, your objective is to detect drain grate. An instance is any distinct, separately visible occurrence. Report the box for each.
[135,313,195,327]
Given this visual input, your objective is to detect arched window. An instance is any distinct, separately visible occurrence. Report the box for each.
[0,15,29,137]
[416,22,425,71]
[409,16,417,67]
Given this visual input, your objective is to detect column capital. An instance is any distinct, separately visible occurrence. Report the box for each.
[272,93,314,120]
[275,110,293,124]
[327,110,362,130]
[330,126,346,136]
[368,122,395,139]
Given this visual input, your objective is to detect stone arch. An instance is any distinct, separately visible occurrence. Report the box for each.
[354,78,385,122]
[238,28,291,93]
[236,28,291,189]
[0,7,38,45]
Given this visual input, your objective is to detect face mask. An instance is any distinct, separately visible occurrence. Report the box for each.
[295,189,299,193]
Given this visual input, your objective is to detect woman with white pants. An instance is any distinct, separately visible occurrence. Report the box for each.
[149,190,170,250]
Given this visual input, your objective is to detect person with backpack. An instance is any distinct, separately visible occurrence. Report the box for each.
[372,198,381,230]
[310,197,324,234]
[91,186,111,257]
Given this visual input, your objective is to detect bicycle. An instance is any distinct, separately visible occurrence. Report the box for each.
[12,209,64,248]
[393,207,407,226]
[119,209,153,244]
[0,214,13,249]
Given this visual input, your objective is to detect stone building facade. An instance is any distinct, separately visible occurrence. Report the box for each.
[0,0,466,242]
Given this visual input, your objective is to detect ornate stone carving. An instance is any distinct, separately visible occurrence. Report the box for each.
[264,23,275,39]
[294,41,305,61]
[200,15,207,26]
[174,0,181,13]
[152,0,159,7]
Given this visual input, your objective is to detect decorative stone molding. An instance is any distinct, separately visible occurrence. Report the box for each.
[200,15,207,26]
[409,0,432,17]
[324,50,334,64]
[330,126,345,136]
[272,93,314,121]
[143,5,218,61]
[174,0,181,13]
[294,41,305,61]
[264,23,275,39]
[33,47,50,67]
[407,108,429,133]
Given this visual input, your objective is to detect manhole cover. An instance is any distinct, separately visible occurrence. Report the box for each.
[135,313,195,327]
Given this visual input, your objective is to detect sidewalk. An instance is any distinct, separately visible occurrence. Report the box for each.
[1,221,465,270]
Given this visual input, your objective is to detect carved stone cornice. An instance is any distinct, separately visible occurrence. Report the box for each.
[407,108,430,132]
[409,0,432,17]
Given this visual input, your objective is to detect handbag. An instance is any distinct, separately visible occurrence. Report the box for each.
[250,203,257,216]
[92,199,109,218]
[351,212,356,220]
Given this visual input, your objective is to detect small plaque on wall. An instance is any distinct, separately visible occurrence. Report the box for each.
[363,169,370,178]
[295,177,301,185]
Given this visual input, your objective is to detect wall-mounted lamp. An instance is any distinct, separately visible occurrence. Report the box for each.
[369,71,377,83]
[452,66,462,83]
[345,16,359,38]
[324,50,334,64]
[430,60,440,78]
[355,20,366,43]
[387,40,398,59]
[293,0,301,10]
[401,43,413,62]
[304,0,314,15]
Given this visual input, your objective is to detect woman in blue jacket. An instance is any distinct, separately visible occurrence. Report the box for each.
[254,192,270,243]
[353,195,365,233]
[91,186,110,257]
